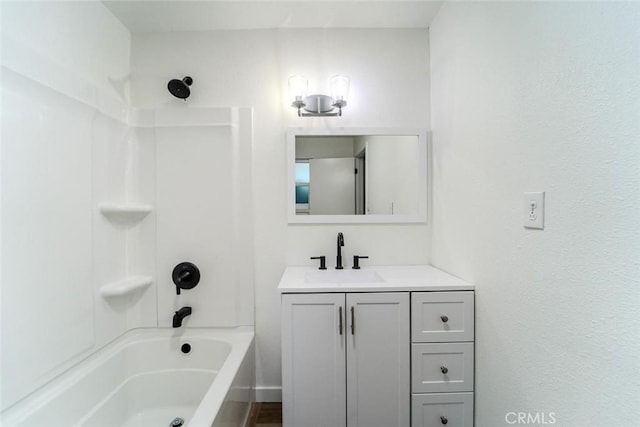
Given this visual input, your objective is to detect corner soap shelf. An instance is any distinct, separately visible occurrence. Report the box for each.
[100,276,153,298]
[99,203,152,224]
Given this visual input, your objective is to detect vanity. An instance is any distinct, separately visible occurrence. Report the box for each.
[279,265,475,427]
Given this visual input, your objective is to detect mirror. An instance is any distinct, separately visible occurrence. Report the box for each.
[287,128,427,223]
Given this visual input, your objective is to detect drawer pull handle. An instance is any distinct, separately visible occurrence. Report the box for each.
[440,315,449,323]
[440,416,448,424]
[440,366,449,374]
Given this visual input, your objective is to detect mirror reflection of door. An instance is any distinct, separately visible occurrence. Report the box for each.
[309,158,356,214]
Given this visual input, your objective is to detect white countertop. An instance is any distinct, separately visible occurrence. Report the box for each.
[278,265,474,293]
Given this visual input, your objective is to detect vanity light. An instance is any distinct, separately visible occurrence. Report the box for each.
[288,75,349,117]
[288,75,308,103]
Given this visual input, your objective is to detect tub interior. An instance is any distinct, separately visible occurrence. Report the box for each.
[2,328,253,427]
[82,370,216,427]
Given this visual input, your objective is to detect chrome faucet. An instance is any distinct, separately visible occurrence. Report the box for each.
[336,232,344,269]
[173,306,192,328]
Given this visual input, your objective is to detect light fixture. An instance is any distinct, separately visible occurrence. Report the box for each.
[289,75,350,117]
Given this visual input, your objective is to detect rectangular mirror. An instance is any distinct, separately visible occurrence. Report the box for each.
[287,128,428,224]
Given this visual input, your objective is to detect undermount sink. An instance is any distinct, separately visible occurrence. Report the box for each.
[305,269,384,284]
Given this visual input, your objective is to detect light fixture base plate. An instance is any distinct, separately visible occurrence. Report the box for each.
[303,94,335,114]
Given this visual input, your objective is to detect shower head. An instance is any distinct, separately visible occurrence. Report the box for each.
[168,76,193,100]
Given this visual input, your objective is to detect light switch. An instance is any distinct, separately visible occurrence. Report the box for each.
[524,192,544,229]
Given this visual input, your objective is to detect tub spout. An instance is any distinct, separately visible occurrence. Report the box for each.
[173,306,192,328]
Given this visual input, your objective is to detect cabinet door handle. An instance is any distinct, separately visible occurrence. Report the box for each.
[440,415,448,424]
[339,306,343,335]
[350,306,355,335]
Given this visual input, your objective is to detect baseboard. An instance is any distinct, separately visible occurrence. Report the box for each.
[254,386,282,402]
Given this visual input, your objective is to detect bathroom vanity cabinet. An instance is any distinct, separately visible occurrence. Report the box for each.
[278,266,475,427]
[281,292,409,427]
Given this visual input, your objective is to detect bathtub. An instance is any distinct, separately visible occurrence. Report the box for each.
[1,327,255,427]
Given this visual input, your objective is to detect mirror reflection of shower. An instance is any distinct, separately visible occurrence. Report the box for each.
[168,76,193,100]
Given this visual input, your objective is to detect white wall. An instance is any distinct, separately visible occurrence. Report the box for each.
[131,28,431,398]
[0,0,135,410]
[296,136,356,159]
[430,2,640,425]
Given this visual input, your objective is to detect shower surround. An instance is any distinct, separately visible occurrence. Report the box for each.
[1,0,255,417]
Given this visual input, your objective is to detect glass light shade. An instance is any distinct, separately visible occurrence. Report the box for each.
[288,75,308,100]
[330,75,350,101]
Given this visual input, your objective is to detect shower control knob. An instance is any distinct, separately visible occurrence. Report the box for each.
[440,366,448,374]
[440,315,449,323]
[440,416,448,424]
[172,262,200,295]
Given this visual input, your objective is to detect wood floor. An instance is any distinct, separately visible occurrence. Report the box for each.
[246,402,282,427]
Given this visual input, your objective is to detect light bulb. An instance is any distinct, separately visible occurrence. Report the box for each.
[330,75,350,102]
[288,75,308,101]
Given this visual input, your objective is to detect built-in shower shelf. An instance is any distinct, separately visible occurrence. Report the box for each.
[100,276,153,298]
[99,203,152,223]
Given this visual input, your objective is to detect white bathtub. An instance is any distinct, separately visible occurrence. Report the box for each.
[1,327,255,427]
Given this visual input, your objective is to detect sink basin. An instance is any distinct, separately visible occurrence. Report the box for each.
[305,270,384,284]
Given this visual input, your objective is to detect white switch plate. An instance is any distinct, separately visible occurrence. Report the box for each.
[524,192,545,229]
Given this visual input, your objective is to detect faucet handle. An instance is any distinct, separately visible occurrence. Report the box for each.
[172,262,200,295]
[310,256,327,270]
[352,255,369,270]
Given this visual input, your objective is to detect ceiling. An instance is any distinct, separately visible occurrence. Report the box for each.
[102,0,444,33]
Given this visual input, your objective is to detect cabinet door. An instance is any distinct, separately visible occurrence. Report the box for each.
[282,293,346,427]
[346,293,410,427]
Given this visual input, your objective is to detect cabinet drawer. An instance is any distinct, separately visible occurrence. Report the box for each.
[412,342,474,393]
[412,392,473,427]
[411,291,474,342]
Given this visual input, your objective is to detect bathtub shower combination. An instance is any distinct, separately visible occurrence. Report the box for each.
[1,328,255,427]
[1,42,256,425]
[2,2,258,424]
